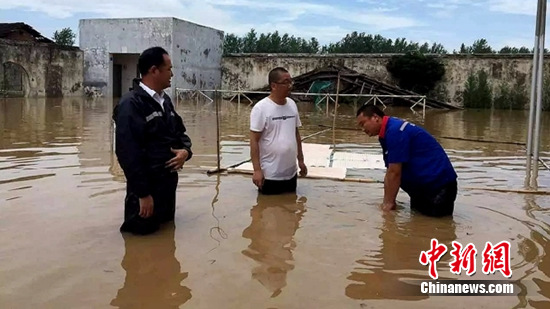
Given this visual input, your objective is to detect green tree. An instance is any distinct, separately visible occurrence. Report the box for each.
[223,33,241,54]
[307,37,320,53]
[223,29,321,54]
[493,81,528,110]
[458,39,494,54]
[429,43,447,54]
[543,76,550,111]
[321,32,447,54]
[499,46,531,53]
[462,70,493,108]
[386,52,446,94]
[459,43,471,54]
[471,39,494,53]
[53,27,75,46]
[242,29,257,53]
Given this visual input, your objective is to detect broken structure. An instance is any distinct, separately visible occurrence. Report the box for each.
[239,64,458,109]
[0,23,83,98]
[79,17,224,98]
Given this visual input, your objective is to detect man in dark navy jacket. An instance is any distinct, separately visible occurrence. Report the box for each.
[113,47,193,235]
[356,104,457,217]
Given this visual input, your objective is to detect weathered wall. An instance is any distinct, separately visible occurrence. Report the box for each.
[79,17,224,98]
[222,53,546,107]
[440,55,536,104]
[172,19,224,92]
[0,39,83,97]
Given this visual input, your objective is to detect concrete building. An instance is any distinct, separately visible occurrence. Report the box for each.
[0,23,83,98]
[79,17,224,98]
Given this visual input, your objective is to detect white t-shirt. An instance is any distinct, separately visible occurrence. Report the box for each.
[250,97,302,180]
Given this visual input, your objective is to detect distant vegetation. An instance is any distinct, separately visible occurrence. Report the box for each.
[386,52,445,95]
[223,29,535,55]
[53,27,76,46]
[462,69,529,110]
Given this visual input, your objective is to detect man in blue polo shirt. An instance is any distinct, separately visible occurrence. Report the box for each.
[356,104,458,217]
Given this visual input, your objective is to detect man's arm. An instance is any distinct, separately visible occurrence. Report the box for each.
[250,131,262,171]
[382,163,402,210]
[296,128,307,176]
[172,101,193,161]
[381,126,410,211]
[113,99,150,198]
[250,131,264,188]
[293,101,307,176]
[296,129,304,162]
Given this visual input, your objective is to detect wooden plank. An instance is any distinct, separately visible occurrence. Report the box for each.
[229,162,348,180]
[332,152,386,169]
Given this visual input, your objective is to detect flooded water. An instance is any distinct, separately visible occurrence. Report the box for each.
[1,96,550,309]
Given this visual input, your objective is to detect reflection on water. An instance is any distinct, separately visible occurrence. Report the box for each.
[346,212,457,300]
[241,194,306,297]
[0,97,550,308]
[110,223,192,308]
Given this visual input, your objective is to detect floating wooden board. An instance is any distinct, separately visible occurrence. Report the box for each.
[302,143,332,167]
[331,152,385,169]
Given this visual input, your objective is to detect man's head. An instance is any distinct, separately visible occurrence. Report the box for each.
[138,46,173,91]
[268,67,293,97]
[356,104,386,137]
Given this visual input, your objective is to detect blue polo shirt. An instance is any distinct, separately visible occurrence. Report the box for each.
[378,116,457,194]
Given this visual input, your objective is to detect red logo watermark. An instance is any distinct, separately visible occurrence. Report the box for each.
[419,239,512,280]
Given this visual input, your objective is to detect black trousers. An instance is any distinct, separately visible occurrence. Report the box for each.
[259,174,297,195]
[120,172,179,235]
[409,180,457,217]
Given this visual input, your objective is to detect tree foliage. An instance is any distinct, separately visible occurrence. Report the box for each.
[53,27,76,46]
[493,81,528,110]
[462,70,493,108]
[386,52,446,94]
[223,29,320,54]
[498,46,531,54]
[321,32,447,54]
[223,30,537,55]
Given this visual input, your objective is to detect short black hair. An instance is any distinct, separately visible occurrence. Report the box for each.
[356,104,386,118]
[268,67,289,85]
[138,46,169,76]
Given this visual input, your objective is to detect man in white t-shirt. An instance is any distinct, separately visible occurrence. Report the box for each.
[250,67,307,195]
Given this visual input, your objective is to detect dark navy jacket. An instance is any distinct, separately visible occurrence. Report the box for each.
[113,86,193,198]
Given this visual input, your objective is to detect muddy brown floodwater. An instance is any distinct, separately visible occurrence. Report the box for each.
[1,97,550,309]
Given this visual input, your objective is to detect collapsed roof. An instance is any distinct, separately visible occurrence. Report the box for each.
[0,22,54,44]
[238,64,459,109]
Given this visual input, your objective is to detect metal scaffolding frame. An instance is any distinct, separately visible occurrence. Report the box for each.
[175,88,429,118]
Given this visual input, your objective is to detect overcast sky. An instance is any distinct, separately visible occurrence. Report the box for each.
[0,0,545,51]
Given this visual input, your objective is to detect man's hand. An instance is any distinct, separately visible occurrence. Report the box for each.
[139,195,154,218]
[381,201,397,212]
[298,161,308,177]
[253,170,264,189]
[166,148,189,171]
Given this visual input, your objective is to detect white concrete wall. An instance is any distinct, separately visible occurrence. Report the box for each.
[79,18,173,97]
[171,19,224,93]
[79,17,224,98]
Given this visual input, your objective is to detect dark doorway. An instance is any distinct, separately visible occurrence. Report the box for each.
[1,62,28,97]
[113,64,122,98]
[112,54,140,98]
